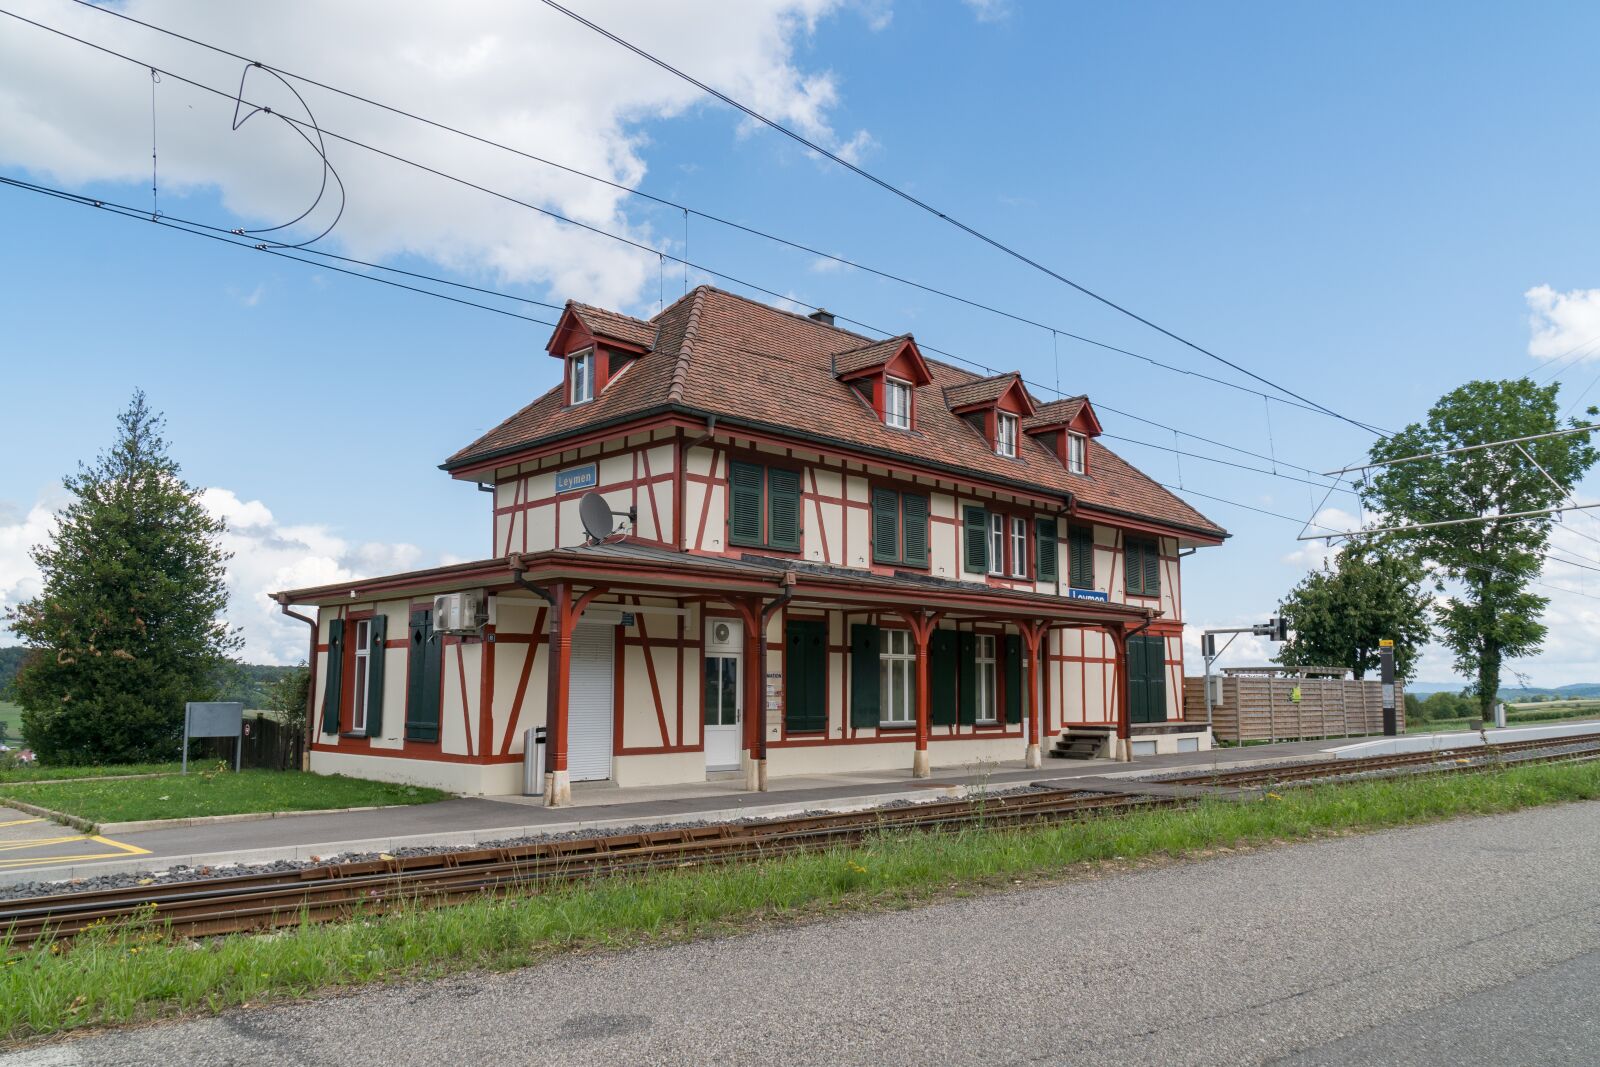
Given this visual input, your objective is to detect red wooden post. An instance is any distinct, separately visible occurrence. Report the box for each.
[900,610,942,779]
[720,595,768,792]
[543,584,609,807]
[543,582,573,805]
[1111,625,1132,762]
[1021,622,1045,769]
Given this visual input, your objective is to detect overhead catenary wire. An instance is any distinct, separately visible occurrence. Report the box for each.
[55,0,1392,439]
[2,7,1369,507]
[0,175,559,327]
[536,0,1388,438]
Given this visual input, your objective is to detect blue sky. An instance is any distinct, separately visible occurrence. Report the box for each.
[2,0,1598,681]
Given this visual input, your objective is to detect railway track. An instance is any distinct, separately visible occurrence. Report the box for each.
[5,731,1599,951]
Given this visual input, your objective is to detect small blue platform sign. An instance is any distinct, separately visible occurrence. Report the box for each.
[555,462,598,494]
[1068,589,1109,602]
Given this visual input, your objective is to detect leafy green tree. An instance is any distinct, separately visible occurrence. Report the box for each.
[4,392,241,763]
[1361,379,1598,719]
[1275,541,1433,680]
[265,663,310,740]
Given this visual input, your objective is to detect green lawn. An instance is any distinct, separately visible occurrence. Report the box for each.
[4,758,1600,1042]
[0,701,22,747]
[0,770,448,824]
[1408,705,1600,735]
[0,762,183,785]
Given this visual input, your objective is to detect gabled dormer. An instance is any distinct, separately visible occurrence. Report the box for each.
[943,372,1037,458]
[1024,395,1102,475]
[832,335,934,431]
[547,301,656,406]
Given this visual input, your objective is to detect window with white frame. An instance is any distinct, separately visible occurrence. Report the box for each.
[569,348,594,404]
[352,618,372,734]
[988,513,1006,576]
[974,634,998,724]
[1067,432,1087,474]
[996,412,1018,457]
[1010,516,1029,578]
[879,628,917,725]
[885,377,912,430]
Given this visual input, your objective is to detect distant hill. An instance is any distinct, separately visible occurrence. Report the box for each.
[0,645,27,698]
[0,647,295,708]
[1405,679,1600,700]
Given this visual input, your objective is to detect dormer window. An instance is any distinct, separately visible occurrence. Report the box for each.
[1067,432,1087,474]
[996,413,1018,457]
[569,348,594,405]
[885,378,912,430]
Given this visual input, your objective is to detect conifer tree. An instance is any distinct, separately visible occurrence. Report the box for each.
[6,392,241,763]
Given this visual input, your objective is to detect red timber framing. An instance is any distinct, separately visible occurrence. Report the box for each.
[540,582,610,806]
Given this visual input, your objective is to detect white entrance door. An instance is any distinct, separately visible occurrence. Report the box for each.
[568,622,615,782]
[704,618,743,771]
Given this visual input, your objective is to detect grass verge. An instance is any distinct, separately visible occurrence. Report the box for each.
[0,763,184,785]
[0,769,448,824]
[6,758,1600,1042]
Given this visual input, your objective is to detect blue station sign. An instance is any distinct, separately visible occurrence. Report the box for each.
[1067,589,1109,602]
[555,462,598,494]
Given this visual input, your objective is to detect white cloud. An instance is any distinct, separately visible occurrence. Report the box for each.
[2,485,426,665]
[0,0,869,311]
[1280,506,1364,569]
[1525,285,1600,363]
[0,493,62,624]
[963,0,1011,23]
[198,488,423,664]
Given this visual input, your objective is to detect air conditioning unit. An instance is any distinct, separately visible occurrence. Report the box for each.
[434,590,489,635]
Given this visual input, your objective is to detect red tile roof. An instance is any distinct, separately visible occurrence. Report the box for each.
[1025,396,1086,431]
[832,335,912,376]
[446,287,1225,539]
[942,372,1021,411]
[566,301,656,349]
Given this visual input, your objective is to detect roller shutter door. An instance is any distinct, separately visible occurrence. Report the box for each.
[568,623,615,782]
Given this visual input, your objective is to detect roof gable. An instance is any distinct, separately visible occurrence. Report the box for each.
[944,372,1037,418]
[1025,396,1102,437]
[833,335,933,386]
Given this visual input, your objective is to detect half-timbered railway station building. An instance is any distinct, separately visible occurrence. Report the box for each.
[275,287,1227,804]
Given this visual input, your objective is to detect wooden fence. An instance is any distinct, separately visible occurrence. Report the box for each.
[1183,669,1403,743]
[190,713,304,771]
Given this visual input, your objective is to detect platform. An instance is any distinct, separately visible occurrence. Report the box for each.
[0,738,1347,888]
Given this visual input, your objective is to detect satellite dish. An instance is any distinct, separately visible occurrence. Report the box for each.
[578,492,617,543]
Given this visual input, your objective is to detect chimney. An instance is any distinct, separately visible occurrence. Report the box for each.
[808,308,835,326]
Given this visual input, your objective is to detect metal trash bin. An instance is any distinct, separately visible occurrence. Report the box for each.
[523,726,547,797]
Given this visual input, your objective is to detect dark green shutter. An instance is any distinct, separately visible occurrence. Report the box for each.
[1143,539,1162,596]
[729,461,764,547]
[871,487,900,564]
[785,620,826,732]
[957,631,976,725]
[1145,635,1167,723]
[929,629,957,725]
[321,619,344,735]
[768,467,802,550]
[1004,634,1023,724]
[849,623,881,728]
[364,614,387,737]
[1127,635,1147,724]
[405,609,441,742]
[1069,526,1094,589]
[1036,518,1058,582]
[963,506,988,573]
[1125,538,1142,595]
[902,494,928,568]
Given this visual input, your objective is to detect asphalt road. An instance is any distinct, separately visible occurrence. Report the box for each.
[6,800,1600,1066]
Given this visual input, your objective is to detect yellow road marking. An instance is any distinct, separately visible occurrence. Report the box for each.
[0,817,43,829]
[0,833,150,870]
[0,835,85,852]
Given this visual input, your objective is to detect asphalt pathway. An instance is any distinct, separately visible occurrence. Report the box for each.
[6,800,1600,1065]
